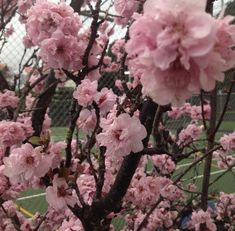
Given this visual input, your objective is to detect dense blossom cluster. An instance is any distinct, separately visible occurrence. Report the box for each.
[0,0,235,230]
[126,0,235,105]
[97,113,147,157]
[0,90,19,109]
[24,0,85,70]
[168,102,211,121]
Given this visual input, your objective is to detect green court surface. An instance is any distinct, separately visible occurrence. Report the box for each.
[15,124,235,229]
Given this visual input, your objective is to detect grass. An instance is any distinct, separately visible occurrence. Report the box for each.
[16,123,235,229]
[220,120,235,132]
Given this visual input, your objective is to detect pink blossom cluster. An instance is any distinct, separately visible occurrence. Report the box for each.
[160,183,183,201]
[189,210,216,231]
[101,39,125,73]
[0,201,29,230]
[111,39,125,63]
[4,24,14,37]
[126,171,168,208]
[73,79,98,106]
[59,217,83,231]
[131,206,177,231]
[48,141,66,169]
[32,208,67,230]
[220,131,235,152]
[0,90,19,109]
[126,0,235,105]
[0,121,28,147]
[25,0,85,70]
[216,192,235,230]
[213,150,235,169]
[26,1,80,45]
[17,0,33,15]
[114,0,137,25]
[0,171,24,200]
[29,69,45,93]
[94,87,117,115]
[125,163,183,209]
[16,115,34,138]
[168,102,211,121]
[96,113,147,157]
[178,123,202,146]
[76,109,97,134]
[46,175,77,210]
[3,143,51,184]
[151,154,176,174]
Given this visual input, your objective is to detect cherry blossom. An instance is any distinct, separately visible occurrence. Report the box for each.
[73,79,98,106]
[3,143,51,184]
[46,175,77,210]
[126,0,235,105]
[96,113,147,157]
[0,90,19,109]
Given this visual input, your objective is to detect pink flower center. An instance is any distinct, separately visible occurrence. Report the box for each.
[57,186,67,197]
[26,156,34,165]
[56,45,65,54]
[114,129,123,141]
[99,95,107,105]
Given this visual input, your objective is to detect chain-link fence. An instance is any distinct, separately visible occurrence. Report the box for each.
[0,4,235,131]
[49,87,235,129]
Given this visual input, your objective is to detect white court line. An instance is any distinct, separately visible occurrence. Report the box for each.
[176,153,235,170]
[16,167,234,201]
[176,163,193,169]
[183,167,235,181]
[16,193,46,201]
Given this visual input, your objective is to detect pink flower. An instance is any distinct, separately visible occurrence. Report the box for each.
[29,70,45,93]
[151,154,175,174]
[54,69,67,82]
[216,192,235,225]
[94,88,117,115]
[220,131,235,152]
[59,217,83,231]
[48,141,66,169]
[39,30,83,70]
[126,0,235,105]
[114,0,137,18]
[167,107,184,119]
[3,143,51,184]
[17,0,33,14]
[0,121,26,147]
[76,174,96,205]
[198,16,235,91]
[16,116,34,137]
[73,79,98,106]
[41,113,52,136]
[76,109,97,134]
[190,103,211,121]
[160,183,183,201]
[23,35,34,48]
[26,1,80,45]
[96,113,147,157]
[190,210,216,231]
[178,124,202,146]
[4,24,14,37]
[46,175,77,210]
[25,93,35,110]
[0,90,19,109]
[126,169,167,208]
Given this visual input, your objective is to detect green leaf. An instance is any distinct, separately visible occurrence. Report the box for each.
[28,136,41,146]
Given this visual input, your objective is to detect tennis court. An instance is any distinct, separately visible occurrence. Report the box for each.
[14,124,235,228]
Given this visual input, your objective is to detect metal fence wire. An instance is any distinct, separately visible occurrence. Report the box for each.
[49,83,235,128]
[0,8,234,130]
